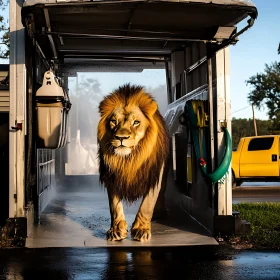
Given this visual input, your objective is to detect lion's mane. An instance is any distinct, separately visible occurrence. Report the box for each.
[97,84,170,202]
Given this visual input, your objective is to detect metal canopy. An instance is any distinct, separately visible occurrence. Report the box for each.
[21,0,257,68]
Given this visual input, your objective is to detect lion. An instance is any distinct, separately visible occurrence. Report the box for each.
[97,84,170,242]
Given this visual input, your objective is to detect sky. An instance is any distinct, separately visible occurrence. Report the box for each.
[230,0,280,120]
[68,0,280,121]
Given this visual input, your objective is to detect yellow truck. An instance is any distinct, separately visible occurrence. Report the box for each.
[232,135,280,187]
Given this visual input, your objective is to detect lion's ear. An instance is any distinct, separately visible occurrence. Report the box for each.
[140,100,158,117]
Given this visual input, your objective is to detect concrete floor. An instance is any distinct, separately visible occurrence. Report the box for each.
[26,184,218,248]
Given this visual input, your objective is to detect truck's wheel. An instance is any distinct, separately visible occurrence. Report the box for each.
[236,179,243,187]
[232,170,237,189]
[232,170,242,189]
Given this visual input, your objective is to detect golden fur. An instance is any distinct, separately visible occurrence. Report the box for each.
[97,84,169,241]
[98,84,169,202]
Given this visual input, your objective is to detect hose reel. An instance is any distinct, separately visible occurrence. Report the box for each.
[184,100,232,184]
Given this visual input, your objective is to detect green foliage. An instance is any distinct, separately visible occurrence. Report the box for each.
[0,0,9,59]
[246,44,280,130]
[231,118,275,148]
[232,202,280,248]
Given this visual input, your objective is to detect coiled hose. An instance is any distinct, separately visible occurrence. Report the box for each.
[185,100,232,184]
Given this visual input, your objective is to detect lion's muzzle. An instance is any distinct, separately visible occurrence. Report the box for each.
[114,135,130,144]
[111,135,135,156]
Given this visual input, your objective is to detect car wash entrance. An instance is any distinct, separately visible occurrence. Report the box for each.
[5,0,257,247]
[27,67,220,248]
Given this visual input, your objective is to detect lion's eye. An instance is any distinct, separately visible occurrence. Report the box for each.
[110,119,117,126]
[133,120,140,126]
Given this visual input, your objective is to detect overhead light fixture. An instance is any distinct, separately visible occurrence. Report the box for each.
[214,26,236,40]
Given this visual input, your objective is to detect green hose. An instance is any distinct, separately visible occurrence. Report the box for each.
[185,100,232,184]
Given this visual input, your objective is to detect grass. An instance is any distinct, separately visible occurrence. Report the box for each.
[232,202,280,249]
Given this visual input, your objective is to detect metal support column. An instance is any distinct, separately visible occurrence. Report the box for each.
[9,0,26,218]
[215,47,232,216]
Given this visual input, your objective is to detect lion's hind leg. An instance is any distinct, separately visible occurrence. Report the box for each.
[107,189,128,241]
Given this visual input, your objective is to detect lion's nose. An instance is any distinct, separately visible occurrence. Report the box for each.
[114,135,130,141]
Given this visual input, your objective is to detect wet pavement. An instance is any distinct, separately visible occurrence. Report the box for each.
[1,180,280,279]
[232,185,280,204]
[0,247,280,279]
[26,184,217,248]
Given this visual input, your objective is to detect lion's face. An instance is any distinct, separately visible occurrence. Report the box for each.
[109,105,149,156]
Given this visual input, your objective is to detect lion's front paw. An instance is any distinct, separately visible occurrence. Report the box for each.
[106,220,128,241]
[131,227,151,242]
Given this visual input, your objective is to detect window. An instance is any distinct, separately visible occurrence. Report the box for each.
[67,69,167,175]
[248,137,274,151]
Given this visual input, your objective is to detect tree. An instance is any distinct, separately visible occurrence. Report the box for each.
[231,118,274,148]
[246,45,280,130]
[0,0,9,59]
[68,75,103,140]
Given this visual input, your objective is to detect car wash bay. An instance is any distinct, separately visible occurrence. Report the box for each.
[26,65,218,248]
[5,0,257,248]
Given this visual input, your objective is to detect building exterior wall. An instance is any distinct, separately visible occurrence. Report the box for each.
[166,42,232,233]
